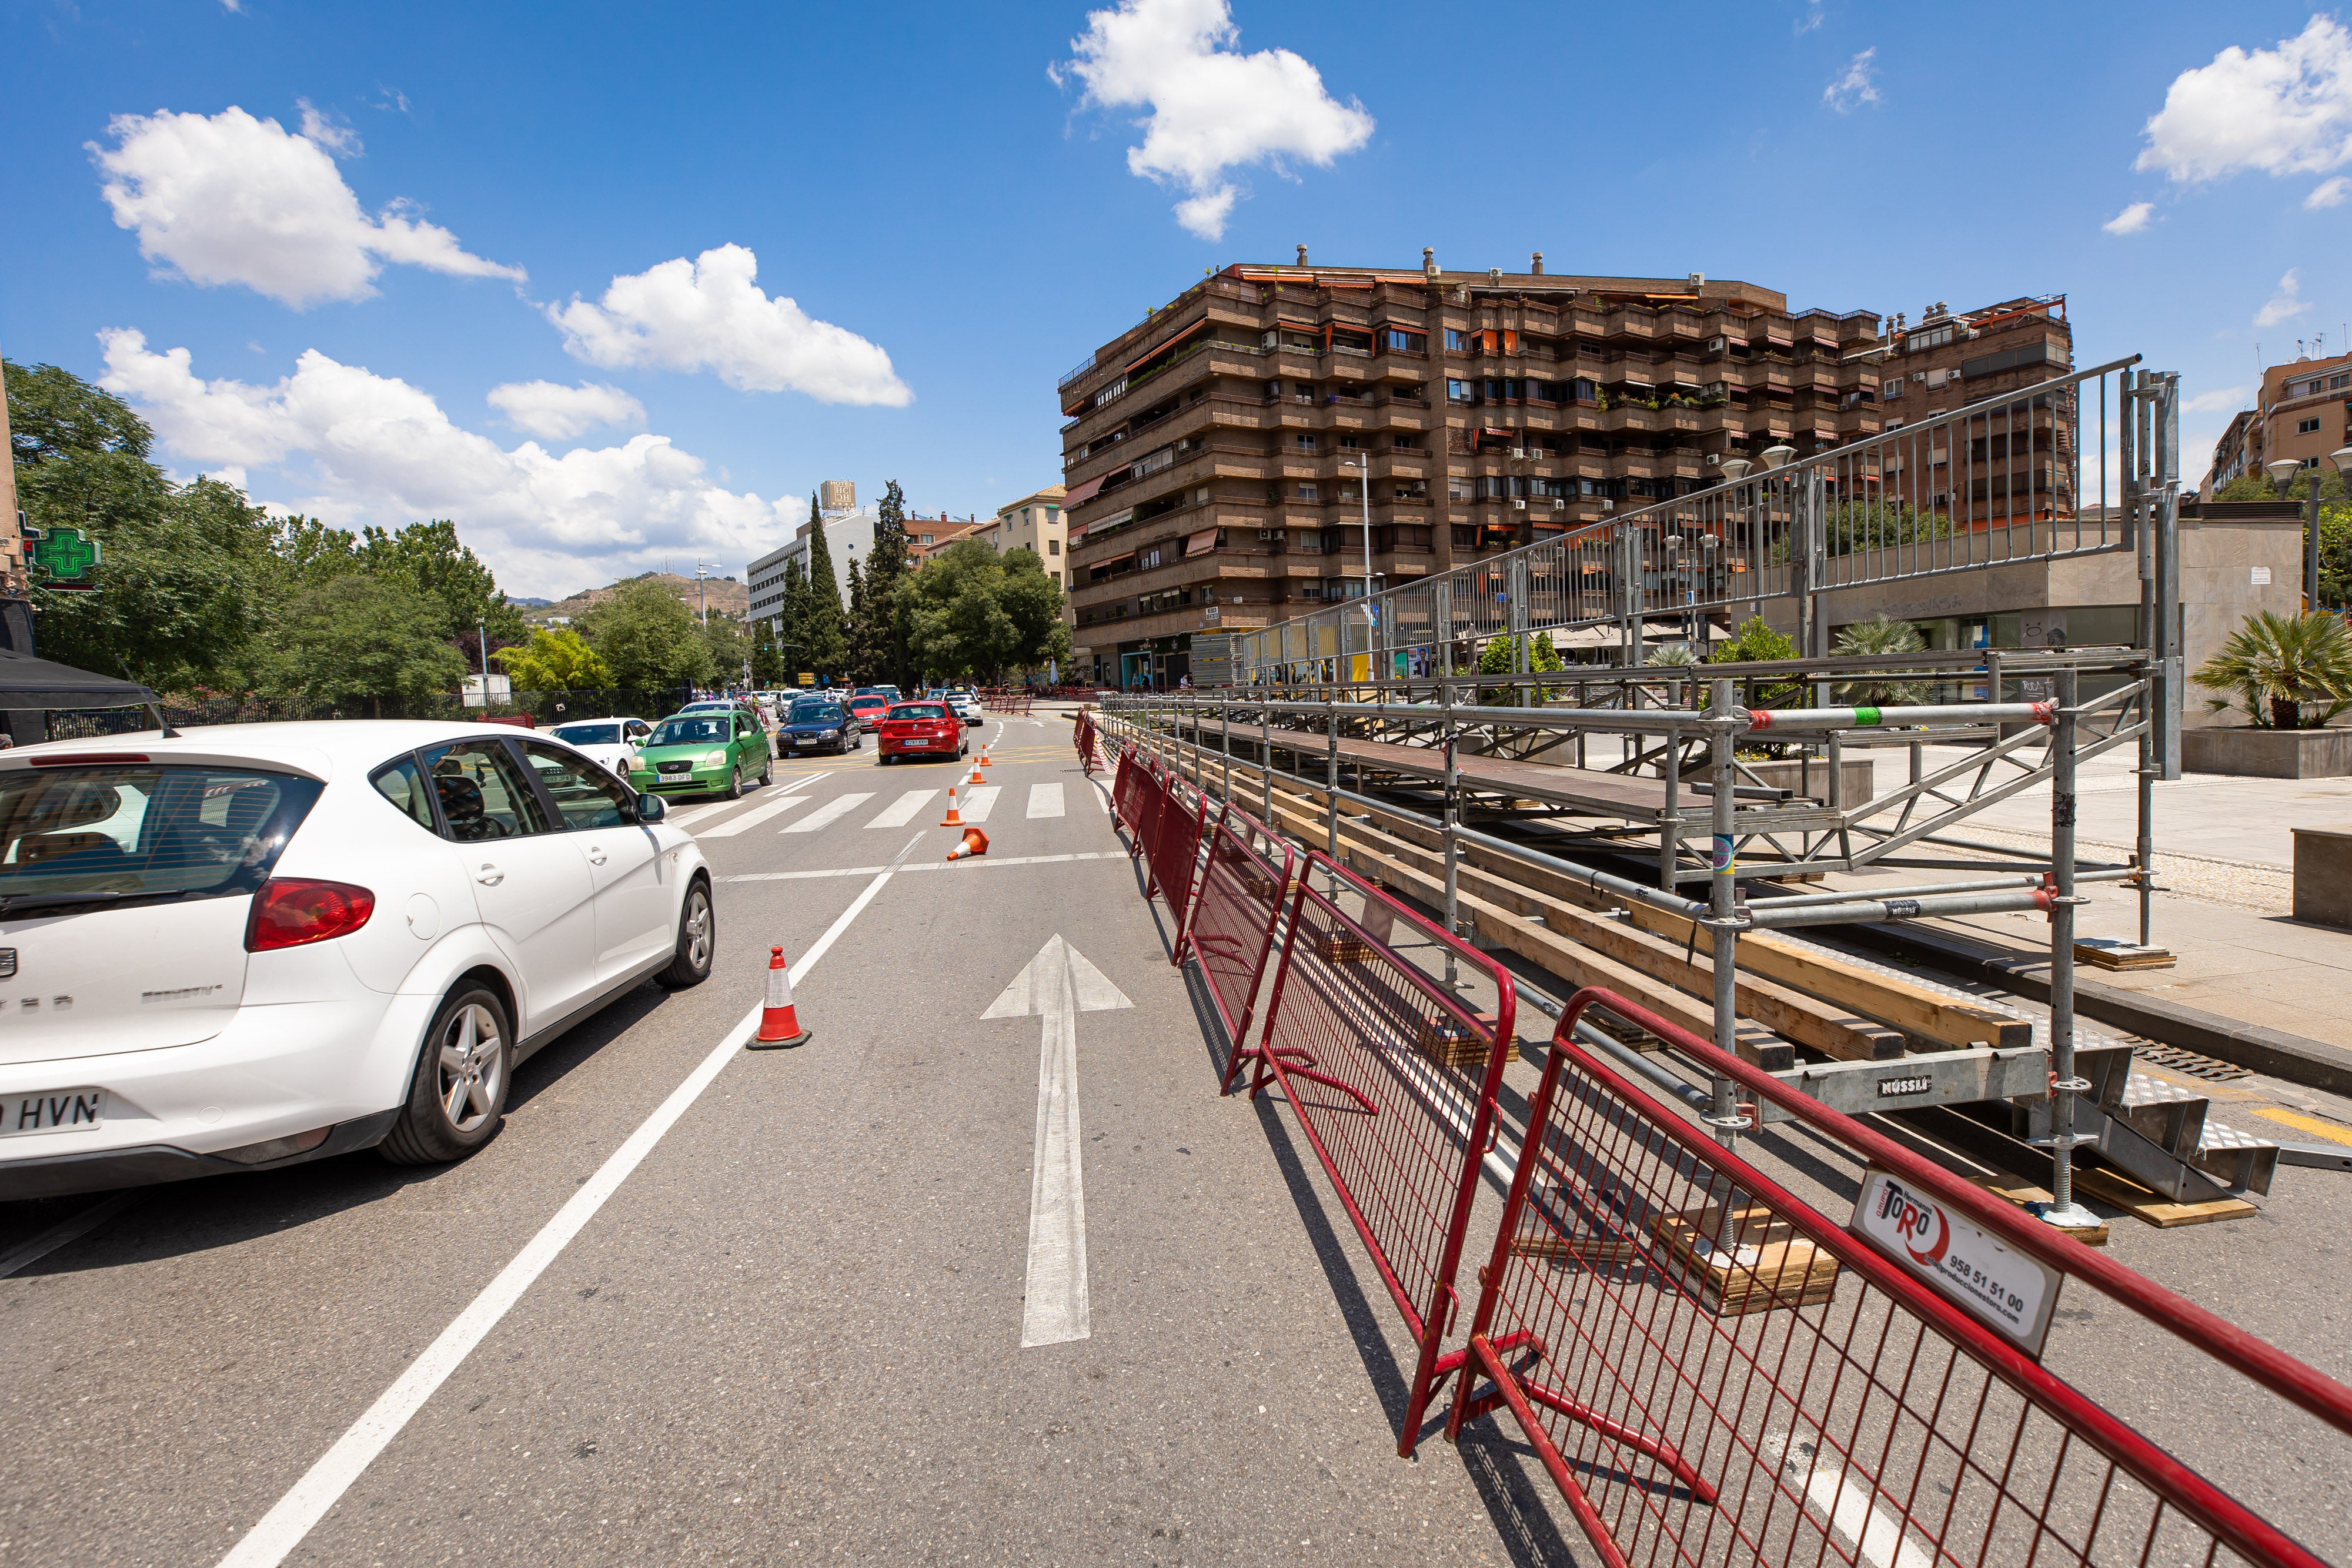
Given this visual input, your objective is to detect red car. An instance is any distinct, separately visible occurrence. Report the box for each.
[846,694,891,731]
[877,701,967,763]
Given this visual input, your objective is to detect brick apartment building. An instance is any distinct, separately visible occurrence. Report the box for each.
[1058,258,1904,688]
[2203,350,2352,496]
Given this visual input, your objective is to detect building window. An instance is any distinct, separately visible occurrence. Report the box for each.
[2300,417,2323,434]
[1392,434,1422,450]
[2333,375,2351,391]
[1882,379,1903,400]
[1338,434,1361,449]
[1298,482,1319,501]
[1295,433,1317,452]
[1446,379,1472,403]
[1445,328,1471,353]
[1384,329,1427,353]
[920,534,934,544]
[1048,539,1060,555]
[1046,506,1059,519]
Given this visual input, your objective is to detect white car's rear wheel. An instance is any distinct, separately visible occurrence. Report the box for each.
[381,987,513,1165]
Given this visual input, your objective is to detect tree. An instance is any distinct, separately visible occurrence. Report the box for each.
[8,360,279,688]
[355,518,528,667]
[843,556,870,685]
[997,546,1071,675]
[802,494,847,677]
[699,610,749,687]
[267,574,469,714]
[1476,630,1562,702]
[900,539,1018,682]
[1712,614,1798,666]
[2193,610,2352,730]
[855,479,914,688]
[1829,614,1929,706]
[750,617,786,686]
[580,577,714,694]
[493,627,613,690]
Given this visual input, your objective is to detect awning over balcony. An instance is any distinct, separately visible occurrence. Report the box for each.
[1062,474,1107,509]
[1184,528,1219,557]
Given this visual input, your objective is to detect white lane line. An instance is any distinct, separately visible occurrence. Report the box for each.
[958,785,1001,823]
[217,835,923,1568]
[1025,783,1065,819]
[0,1191,136,1279]
[783,792,874,834]
[720,851,1125,883]
[866,790,937,828]
[694,777,827,837]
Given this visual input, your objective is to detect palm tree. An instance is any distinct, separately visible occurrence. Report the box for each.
[2192,610,2352,730]
[1830,614,1928,705]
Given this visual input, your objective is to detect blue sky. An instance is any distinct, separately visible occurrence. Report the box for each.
[2,0,2345,597]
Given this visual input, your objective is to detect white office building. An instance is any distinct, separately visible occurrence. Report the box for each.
[747,509,878,629]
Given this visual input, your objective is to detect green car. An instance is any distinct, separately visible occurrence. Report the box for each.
[630,708,773,800]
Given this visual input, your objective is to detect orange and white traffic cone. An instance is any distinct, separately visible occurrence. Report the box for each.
[946,827,990,860]
[968,751,987,784]
[940,782,964,827]
[748,945,812,1049]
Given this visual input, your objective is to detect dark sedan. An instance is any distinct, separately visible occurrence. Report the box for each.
[779,696,862,757]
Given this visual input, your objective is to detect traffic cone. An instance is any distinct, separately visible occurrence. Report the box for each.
[968,751,987,784]
[940,783,964,827]
[946,827,990,860]
[748,945,812,1049]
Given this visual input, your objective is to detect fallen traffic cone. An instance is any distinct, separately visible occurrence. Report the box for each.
[748,945,813,1049]
[940,783,964,827]
[946,826,990,860]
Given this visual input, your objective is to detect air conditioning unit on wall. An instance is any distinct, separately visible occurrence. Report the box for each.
[1512,498,1528,510]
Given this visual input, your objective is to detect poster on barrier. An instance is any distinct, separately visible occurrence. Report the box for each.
[1851,1168,2064,1358]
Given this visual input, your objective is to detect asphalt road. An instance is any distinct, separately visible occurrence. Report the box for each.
[0,716,1571,1567]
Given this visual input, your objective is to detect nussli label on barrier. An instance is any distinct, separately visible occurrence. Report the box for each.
[1851,1168,2065,1358]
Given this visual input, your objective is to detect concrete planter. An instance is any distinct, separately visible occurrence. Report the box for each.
[1730,757,1877,804]
[2181,726,2352,779]
[2293,826,2352,929]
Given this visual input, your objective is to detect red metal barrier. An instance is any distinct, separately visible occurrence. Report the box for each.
[1449,987,2352,1568]
[1111,748,1143,836]
[1250,848,1518,1459]
[1148,783,1212,955]
[1183,804,1297,1091]
[1131,761,1168,889]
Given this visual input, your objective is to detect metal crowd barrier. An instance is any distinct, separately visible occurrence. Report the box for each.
[1450,987,2352,1568]
[1248,848,1519,1458]
[1182,804,1297,1092]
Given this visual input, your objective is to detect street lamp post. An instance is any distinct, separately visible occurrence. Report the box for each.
[1720,456,1756,619]
[1345,453,1377,670]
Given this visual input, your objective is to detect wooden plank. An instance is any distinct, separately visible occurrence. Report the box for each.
[1618,902,2030,1051]
[1258,787,1905,1064]
[1966,1175,2109,1245]
[2069,1164,2256,1228]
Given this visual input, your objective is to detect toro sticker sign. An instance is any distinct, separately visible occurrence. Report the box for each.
[1851,1168,2064,1358]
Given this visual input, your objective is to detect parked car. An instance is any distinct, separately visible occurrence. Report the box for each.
[0,722,714,1200]
[778,696,861,758]
[876,701,966,764]
[546,716,652,781]
[629,710,773,800]
[846,694,891,731]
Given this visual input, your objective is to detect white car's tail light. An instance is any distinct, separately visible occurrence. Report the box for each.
[246,878,376,951]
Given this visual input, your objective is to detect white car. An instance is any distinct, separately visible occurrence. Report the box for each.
[0,721,714,1201]
[948,691,984,726]
[546,716,652,783]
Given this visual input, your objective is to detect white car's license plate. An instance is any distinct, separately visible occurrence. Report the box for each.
[1,1089,106,1136]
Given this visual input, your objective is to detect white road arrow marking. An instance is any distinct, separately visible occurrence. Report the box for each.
[984,934,1129,1348]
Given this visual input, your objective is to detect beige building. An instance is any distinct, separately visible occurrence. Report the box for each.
[991,485,1070,587]
[2203,350,2352,494]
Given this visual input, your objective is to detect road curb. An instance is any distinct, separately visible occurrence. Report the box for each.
[1835,921,2352,1099]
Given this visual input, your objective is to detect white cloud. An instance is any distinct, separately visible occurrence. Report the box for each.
[98,330,790,596]
[547,244,910,405]
[2184,385,2252,413]
[295,98,360,156]
[486,380,646,441]
[1823,48,1880,112]
[2137,15,2352,202]
[2308,173,2352,208]
[2255,268,2311,327]
[89,106,524,309]
[1795,0,1825,35]
[1055,0,1374,240]
[2102,200,2156,234]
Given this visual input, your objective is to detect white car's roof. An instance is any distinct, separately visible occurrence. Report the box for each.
[0,720,567,783]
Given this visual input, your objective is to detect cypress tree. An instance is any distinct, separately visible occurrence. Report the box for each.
[844,556,870,687]
[803,492,848,678]
[864,479,914,690]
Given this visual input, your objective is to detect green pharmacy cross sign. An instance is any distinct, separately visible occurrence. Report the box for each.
[24,527,101,590]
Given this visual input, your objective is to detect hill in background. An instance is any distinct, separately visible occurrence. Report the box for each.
[521,571,749,625]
